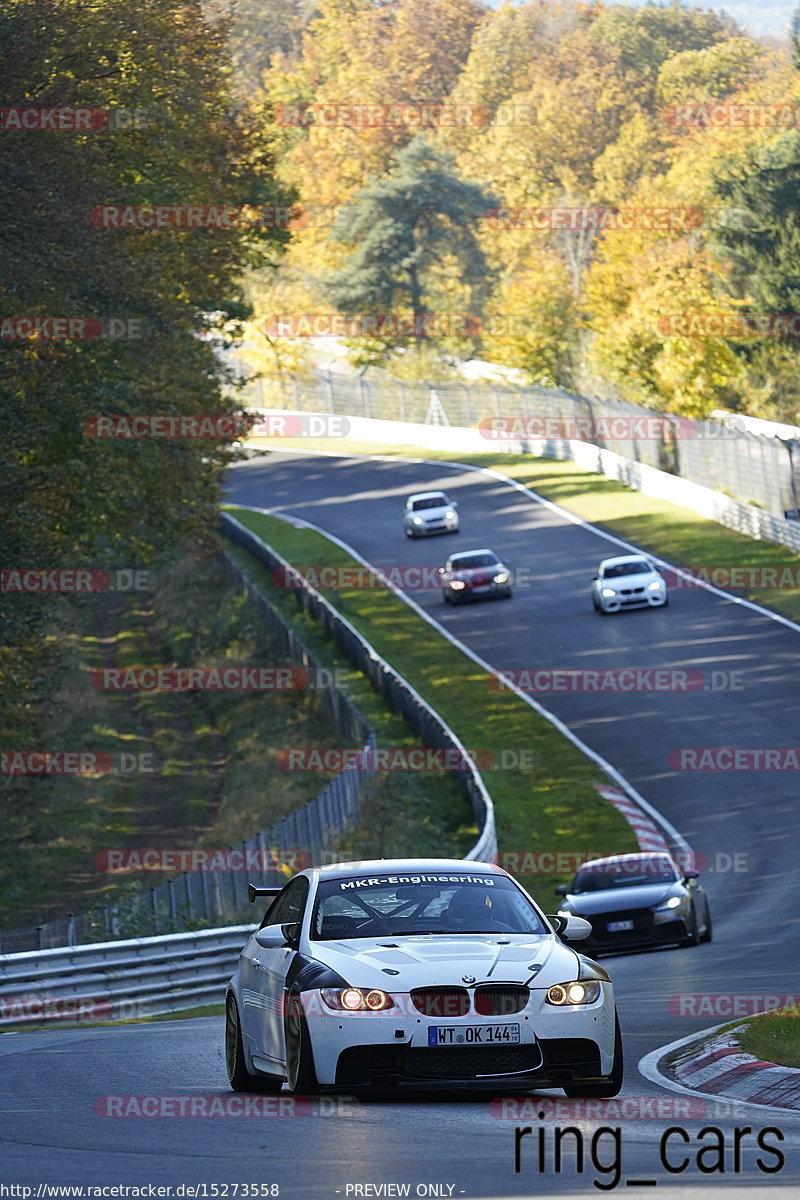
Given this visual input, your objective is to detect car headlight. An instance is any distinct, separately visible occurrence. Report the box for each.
[601,588,617,598]
[449,579,466,590]
[412,517,423,525]
[647,580,664,591]
[320,987,394,1011]
[445,510,456,519]
[546,981,601,1006]
[655,896,683,911]
[493,571,509,584]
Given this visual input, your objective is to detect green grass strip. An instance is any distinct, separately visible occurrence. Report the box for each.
[223,506,638,909]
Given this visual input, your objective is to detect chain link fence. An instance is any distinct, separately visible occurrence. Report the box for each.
[246,367,800,520]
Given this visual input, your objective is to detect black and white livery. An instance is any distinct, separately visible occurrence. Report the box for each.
[225,858,623,1094]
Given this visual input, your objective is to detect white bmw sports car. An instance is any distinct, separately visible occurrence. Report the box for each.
[225,858,623,1095]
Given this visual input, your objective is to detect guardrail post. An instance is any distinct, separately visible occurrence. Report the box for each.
[168,878,177,925]
[67,914,76,948]
[150,888,159,934]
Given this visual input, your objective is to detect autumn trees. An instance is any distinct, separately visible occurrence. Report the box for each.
[1,0,288,737]
[241,0,800,425]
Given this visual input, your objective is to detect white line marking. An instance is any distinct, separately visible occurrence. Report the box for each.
[229,500,690,855]
[236,446,800,634]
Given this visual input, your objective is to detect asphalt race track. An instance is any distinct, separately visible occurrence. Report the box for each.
[3,449,799,1196]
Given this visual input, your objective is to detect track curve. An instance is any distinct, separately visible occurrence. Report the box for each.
[3,449,799,1195]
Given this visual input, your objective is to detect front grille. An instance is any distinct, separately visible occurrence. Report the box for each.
[620,586,645,595]
[410,987,470,1017]
[405,1044,541,1079]
[473,985,529,1016]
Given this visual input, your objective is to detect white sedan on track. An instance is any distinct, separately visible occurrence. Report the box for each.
[225,858,623,1095]
[592,555,668,614]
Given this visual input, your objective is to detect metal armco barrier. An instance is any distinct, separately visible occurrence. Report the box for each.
[222,512,497,866]
[0,926,255,1029]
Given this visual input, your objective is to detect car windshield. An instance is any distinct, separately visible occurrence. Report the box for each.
[572,859,679,893]
[602,560,651,579]
[311,874,549,940]
[411,496,447,511]
[451,554,497,570]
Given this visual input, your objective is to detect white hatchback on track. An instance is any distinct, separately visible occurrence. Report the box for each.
[592,555,668,614]
[403,492,459,538]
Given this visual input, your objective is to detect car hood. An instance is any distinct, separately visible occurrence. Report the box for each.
[411,505,451,519]
[563,884,679,914]
[305,933,573,987]
[600,572,658,589]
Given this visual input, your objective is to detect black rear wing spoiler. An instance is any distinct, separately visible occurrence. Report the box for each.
[248,884,284,903]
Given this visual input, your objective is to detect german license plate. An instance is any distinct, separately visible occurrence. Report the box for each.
[607,919,634,932]
[428,1024,520,1046]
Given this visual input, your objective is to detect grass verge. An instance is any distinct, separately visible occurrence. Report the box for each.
[224,506,638,910]
[737,1010,800,1069]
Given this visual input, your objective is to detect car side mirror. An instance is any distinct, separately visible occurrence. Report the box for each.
[683,870,699,881]
[554,884,568,896]
[548,914,592,942]
[452,500,458,508]
[255,922,300,949]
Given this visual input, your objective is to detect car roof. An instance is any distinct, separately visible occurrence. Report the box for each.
[309,857,507,881]
[599,555,653,568]
[408,491,449,502]
[449,548,497,560]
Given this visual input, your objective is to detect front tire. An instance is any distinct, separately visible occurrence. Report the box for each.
[699,904,713,943]
[285,992,319,1094]
[681,906,700,947]
[225,994,283,1093]
[562,1015,623,1098]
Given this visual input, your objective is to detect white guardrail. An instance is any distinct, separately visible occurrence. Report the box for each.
[248,411,800,553]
